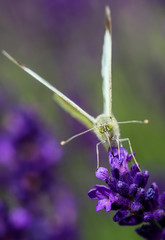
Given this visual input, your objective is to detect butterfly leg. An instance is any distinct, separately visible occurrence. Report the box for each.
[116,140,121,163]
[119,138,141,171]
[96,140,106,169]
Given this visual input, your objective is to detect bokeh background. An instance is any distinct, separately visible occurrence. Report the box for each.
[0,0,165,239]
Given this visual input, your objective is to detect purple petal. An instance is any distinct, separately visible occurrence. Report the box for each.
[143,212,153,222]
[88,189,98,200]
[134,171,149,188]
[108,177,118,192]
[159,192,165,209]
[116,196,130,208]
[136,224,161,239]
[153,209,164,221]
[119,172,132,185]
[141,170,149,187]
[111,168,120,179]
[127,153,134,162]
[130,164,140,178]
[131,202,143,212]
[113,210,129,222]
[129,184,138,196]
[96,199,111,212]
[88,185,111,200]
[94,185,112,199]
[117,181,129,197]
[119,215,143,225]
[95,167,109,181]
[151,182,159,205]
[135,188,145,203]
[95,193,117,212]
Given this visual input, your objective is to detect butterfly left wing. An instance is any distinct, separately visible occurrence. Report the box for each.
[101,6,112,117]
[2,50,95,129]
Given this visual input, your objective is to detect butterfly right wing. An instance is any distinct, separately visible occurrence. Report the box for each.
[101,6,112,117]
[2,50,95,129]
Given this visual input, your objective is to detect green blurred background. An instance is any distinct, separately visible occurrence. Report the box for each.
[1,0,165,239]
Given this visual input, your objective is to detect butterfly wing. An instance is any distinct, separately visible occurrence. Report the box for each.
[2,50,95,129]
[53,94,94,128]
[101,6,112,117]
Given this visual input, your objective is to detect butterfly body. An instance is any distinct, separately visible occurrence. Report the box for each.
[94,114,120,147]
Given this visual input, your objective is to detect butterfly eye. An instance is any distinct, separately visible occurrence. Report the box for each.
[99,127,104,134]
[107,125,112,131]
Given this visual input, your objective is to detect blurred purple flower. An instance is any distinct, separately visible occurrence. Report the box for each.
[0,107,63,202]
[9,207,32,230]
[0,135,15,167]
[4,108,62,165]
[88,147,165,239]
[0,199,78,240]
[0,103,79,239]
[38,0,92,46]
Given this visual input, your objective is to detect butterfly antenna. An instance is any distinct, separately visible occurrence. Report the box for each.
[118,119,149,124]
[61,127,96,146]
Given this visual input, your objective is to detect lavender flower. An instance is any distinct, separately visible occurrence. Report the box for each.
[0,104,79,240]
[0,198,78,240]
[88,147,165,240]
[0,107,63,202]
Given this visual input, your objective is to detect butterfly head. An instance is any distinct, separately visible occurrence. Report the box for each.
[98,124,112,134]
[95,114,113,132]
[94,114,120,146]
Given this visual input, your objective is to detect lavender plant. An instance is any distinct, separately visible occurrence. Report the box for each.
[88,147,165,240]
[0,104,79,239]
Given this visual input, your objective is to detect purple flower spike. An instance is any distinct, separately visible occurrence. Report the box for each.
[88,146,165,239]
[95,167,109,181]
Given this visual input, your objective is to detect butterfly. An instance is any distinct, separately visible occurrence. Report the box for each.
[2,6,148,170]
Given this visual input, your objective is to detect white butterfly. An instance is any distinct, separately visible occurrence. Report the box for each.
[2,6,148,170]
